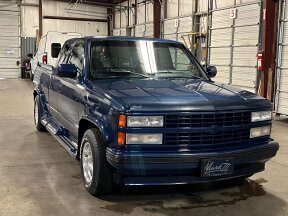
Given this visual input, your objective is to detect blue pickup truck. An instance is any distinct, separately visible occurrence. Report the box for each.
[33,36,279,196]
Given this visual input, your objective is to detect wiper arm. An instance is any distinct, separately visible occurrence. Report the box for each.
[190,75,203,80]
[106,69,151,78]
[155,70,203,79]
[156,70,178,74]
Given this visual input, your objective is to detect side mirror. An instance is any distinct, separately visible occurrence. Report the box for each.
[58,64,77,78]
[207,65,217,78]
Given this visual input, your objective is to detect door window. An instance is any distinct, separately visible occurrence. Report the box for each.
[67,42,84,75]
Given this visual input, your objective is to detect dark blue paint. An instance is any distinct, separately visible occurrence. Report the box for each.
[33,37,279,186]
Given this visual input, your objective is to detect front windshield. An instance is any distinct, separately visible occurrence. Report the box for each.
[89,40,208,80]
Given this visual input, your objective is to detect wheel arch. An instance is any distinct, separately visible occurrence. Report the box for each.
[77,118,108,159]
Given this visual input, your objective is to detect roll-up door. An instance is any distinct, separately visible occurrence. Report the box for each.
[275,0,288,115]
[208,1,261,92]
[0,0,20,78]
[209,8,232,84]
[135,23,154,38]
[163,19,177,40]
[232,3,260,89]
[163,16,194,42]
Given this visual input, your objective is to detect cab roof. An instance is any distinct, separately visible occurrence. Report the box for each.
[83,36,182,44]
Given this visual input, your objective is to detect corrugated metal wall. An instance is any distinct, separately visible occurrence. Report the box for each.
[275,0,288,115]
[113,0,154,37]
[0,0,20,78]
[163,0,195,41]
[208,1,261,92]
[42,0,108,36]
[21,37,36,63]
[21,0,39,38]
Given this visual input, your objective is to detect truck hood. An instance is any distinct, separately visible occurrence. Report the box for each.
[93,79,271,112]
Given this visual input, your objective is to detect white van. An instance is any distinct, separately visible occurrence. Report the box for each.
[30,31,82,80]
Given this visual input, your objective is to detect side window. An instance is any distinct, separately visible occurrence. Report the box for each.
[51,43,61,58]
[54,43,70,76]
[57,43,70,65]
[67,42,84,74]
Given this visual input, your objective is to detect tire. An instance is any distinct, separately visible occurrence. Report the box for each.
[80,128,116,196]
[34,95,46,132]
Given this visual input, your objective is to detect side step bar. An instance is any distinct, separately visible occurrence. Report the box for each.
[42,118,78,158]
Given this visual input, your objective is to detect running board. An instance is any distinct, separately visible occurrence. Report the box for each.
[42,117,78,158]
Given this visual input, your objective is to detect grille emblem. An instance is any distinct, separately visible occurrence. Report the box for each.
[205,125,221,135]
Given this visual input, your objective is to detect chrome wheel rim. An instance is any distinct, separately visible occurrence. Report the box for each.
[34,100,38,125]
[82,142,93,185]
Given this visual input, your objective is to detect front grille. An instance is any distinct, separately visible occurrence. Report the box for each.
[163,128,251,146]
[165,112,251,128]
[164,112,253,146]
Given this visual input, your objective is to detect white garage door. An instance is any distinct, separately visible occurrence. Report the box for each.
[208,1,261,92]
[0,0,20,78]
[275,0,288,115]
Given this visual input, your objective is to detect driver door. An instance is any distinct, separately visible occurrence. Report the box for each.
[57,40,85,137]
[48,42,70,121]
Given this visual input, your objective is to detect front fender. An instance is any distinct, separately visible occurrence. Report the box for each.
[80,114,116,145]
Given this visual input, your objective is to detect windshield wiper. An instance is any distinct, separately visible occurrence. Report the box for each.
[155,70,203,79]
[106,69,151,78]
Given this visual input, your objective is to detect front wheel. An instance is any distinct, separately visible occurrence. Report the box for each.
[34,95,46,132]
[80,128,116,196]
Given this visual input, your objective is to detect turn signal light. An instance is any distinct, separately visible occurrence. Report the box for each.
[118,114,126,128]
[117,132,125,145]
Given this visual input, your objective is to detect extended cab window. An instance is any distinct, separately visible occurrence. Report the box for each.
[89,40,207,80]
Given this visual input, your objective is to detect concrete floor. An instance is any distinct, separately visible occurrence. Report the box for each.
[0,79,287,216]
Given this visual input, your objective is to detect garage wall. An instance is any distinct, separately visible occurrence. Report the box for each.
[0,0,20,78]
[164,0,196,42]
[21,0,39,38]
[21,0,109,37]
[208,0,261,92]
[275,0,288,115]
[42,0,108,36]
[112,0,154,37]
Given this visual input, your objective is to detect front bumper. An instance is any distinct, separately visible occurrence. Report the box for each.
[106,141,279,185]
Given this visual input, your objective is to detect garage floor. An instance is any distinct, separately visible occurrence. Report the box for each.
[0,79,287,216]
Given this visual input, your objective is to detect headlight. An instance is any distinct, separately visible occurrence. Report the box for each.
[127,116,164,127]
[250,126,271,138]
[126,133,163,144]
[251,111,272,122]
